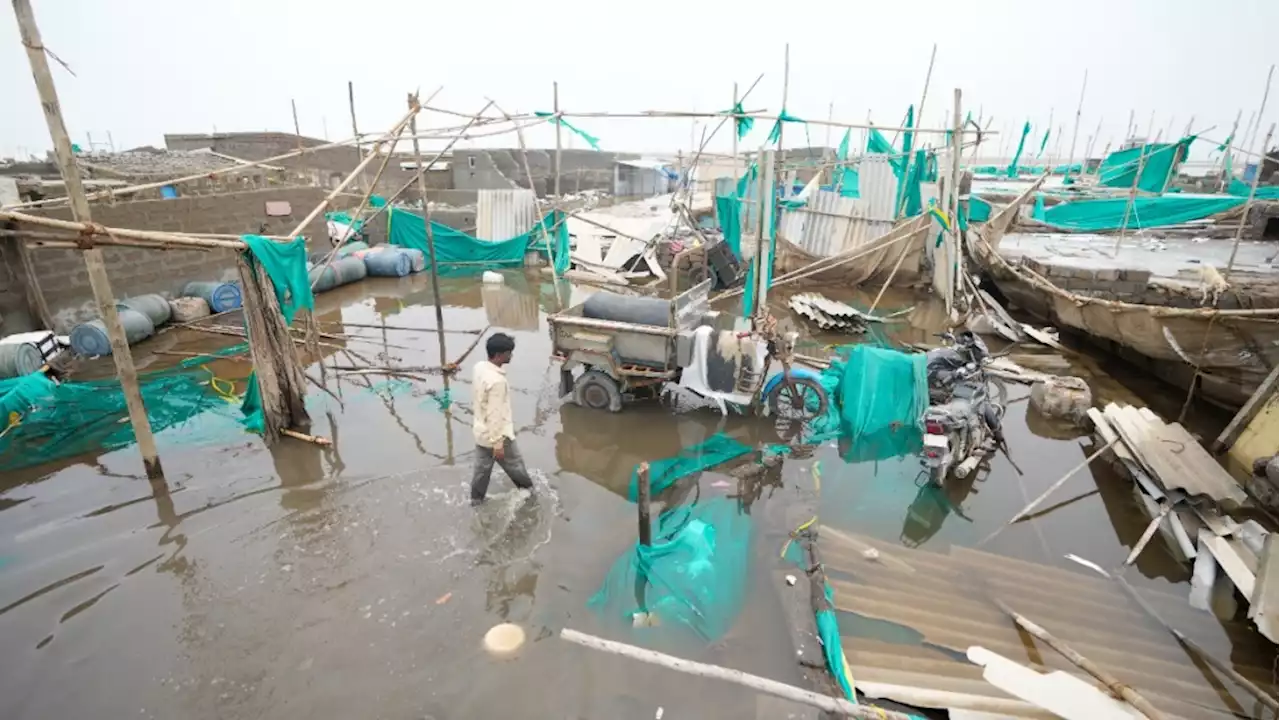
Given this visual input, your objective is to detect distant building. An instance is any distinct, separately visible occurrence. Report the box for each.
[613,158,677,198]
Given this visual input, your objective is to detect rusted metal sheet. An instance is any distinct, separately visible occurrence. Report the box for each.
[476,189,536,241]
[819,527,1278,719]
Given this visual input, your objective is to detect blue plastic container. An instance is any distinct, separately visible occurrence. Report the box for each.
[70,308,155,356]
[363,248,412,277]
[182,281,242,313]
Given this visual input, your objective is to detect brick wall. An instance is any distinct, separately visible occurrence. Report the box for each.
[1,186,332,333]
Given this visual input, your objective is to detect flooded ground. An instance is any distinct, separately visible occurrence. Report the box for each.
[0,270,1272,719]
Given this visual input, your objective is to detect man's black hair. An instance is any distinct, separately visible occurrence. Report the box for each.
[486,332,516,359]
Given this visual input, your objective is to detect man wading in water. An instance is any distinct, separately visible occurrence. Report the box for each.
[471,333,534,505]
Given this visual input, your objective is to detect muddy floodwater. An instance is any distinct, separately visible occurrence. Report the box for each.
[0,271,1271,719]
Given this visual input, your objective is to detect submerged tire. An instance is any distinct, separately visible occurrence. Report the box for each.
[765,375,828,421]
[573,370,623,412]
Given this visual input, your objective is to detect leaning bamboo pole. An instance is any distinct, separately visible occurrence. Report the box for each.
[1225,123,1276,281]
[12,0,163,478]
[1112,112,1158,257]
[487,97,560,293]
[408,92,450,374]
[0,210,246,249]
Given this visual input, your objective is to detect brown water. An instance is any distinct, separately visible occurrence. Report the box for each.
[0,272,1271,719]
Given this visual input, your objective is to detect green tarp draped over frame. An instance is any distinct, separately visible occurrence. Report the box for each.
[626,433,753,501]
[716,195,743,258]
[1096,137,1194,193]
[835,129,859,198]
[730,102,753,139]
[1035,194,1246,231]
[767,109,805,145]
[242,235,314,323]
[534,112,601,150]
[388,207,570,276]
[1229,178,1280,200]
[1006,121,1032,178]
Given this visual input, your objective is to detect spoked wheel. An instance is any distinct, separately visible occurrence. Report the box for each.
[765,376,828,422]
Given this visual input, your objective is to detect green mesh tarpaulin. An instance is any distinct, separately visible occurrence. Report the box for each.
[242,235,314,323]
[626,432,752,501]
[817,584,856,700]
[589,497,751,641]
[716,195,743,258]
[897,149,927,218]
[1097,137,1193,193]
[736,161,758,198]
[0,344,255,472]
[767,109,805,145]
[1032,192,1047,221]
[835,129,859,198]
[840,345,928,440]
[534,112,601,150]
[969,196,993,223]
[1229,178,1280,200]
[1035,194,1246,231]
[1036,126,1050,158]
[1006,121,1032,178]
[388,207,570,275]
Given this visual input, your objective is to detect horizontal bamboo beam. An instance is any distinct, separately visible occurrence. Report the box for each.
[1,209,246,249]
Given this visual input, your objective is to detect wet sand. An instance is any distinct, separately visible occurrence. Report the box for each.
[0,271,1270,719]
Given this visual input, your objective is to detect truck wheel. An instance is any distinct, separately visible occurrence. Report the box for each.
[574,370,623,412]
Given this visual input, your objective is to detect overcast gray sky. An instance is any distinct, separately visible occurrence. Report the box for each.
[2,0,1277,163]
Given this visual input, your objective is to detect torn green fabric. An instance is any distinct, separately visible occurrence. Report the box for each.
[767,109,804,145]
[626,433,753,501]
[735,161,758,198]
[1036,126,1050,158]
[716,195,742,258]
[388,208,570,275]
[1032,192,1046,221]
[241,235,314,324]
[1228,178,1280,200]
[1096,137,1194,193]
[1006,121,1032,178]
[730,102,753,139]
[534,112,601,150]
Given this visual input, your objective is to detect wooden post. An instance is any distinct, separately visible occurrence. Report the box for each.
[291,98,302,153]
[948,88,964,312]
[1243,64,1276,161]
[636,462,652,546]
[12,0,163,479]
[553,81,562,198]
[777,44,789,172]
[348,81,363,193]
[1218,109,1242,191]
[916,42,938,141]
[1225,122,1275,280]
[409,94,451,369]
[1065,70,1087,182]
[488,98,560,299]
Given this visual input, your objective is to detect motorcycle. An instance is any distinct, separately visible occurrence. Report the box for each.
[920,330,1006,486]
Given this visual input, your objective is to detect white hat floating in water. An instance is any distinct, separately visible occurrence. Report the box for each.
[483,622,526,656]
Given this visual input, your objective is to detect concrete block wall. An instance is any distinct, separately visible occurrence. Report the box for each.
[451,148,637,196]
[1,186,332,334]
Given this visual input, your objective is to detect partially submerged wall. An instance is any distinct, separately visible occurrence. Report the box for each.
[0,186,331,334]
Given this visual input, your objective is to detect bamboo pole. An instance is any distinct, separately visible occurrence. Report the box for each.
[553,81,562,198]
[731,82,739,191]
[12,233,53,328]
[916,43,938,142]
[1225,123,1275,280]
[777,43,789,173]
[867,240,911,314]
[1112,112,1158,257]
[1,211,243,250]
[291,98,302,152]
[488,97,561,299]
[409,92,450,374]
[1243,65,1276,161]
[985,596,1168,719]
[1065,70,1088,182]
[636,462,652,546]
[1114,575,1280,713]
[948,88,964,310]
[559,628,916,720]
[12,0,163,478]
[1123,503,1172,566]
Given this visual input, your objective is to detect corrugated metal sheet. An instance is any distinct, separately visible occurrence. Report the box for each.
[476,189,536,241]
[818,527,1278,719]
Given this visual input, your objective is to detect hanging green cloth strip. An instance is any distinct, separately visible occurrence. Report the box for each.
[625,433,753,501]
[241,235,314,324]
[534,112,602,150]
[730,102,754,139]
[1229,179,1280,200]
[767,109,804,145]
[735,161,758,198]
[1006,121,1032,178]
[1036,126,1050,158]
[716,195,742,258]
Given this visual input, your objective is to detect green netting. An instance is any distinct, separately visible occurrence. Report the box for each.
[716,195,743,258]
[840,345,927,440]
[1228,178,1280,200]
[626,432,752,501]
[388,208,570,275]
[969,196,993,223]
[1006,121,1032,178]
[588,497,751,641]
[0,344,255,471]
[735,161,758,199]
[1035,126,1050,158]
[1036,194,1245,231]
[534,112,601,150]
[1032,192,1047,221]
[242,235,314,323]
[1096,137,1193,193]
[817,587,856,700]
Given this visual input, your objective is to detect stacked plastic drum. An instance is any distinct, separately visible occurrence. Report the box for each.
[358,246,415,277]
[182,281,243,313]
[309,256,368,293]
[69,304,156,357]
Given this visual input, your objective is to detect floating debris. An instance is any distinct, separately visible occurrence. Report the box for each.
[788,293,894,334]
